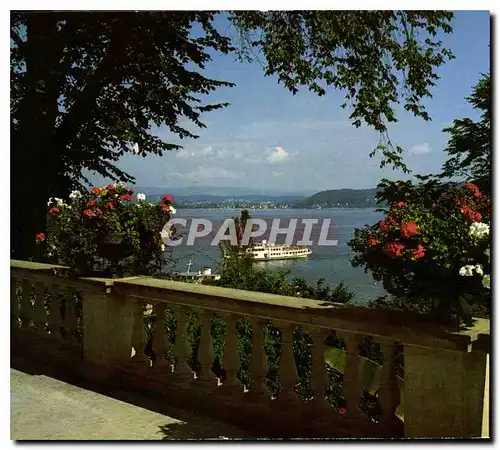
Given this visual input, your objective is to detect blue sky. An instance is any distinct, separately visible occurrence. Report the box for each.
[91,11,490,193]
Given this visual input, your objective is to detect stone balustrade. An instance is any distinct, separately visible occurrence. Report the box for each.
[11,260,490,438]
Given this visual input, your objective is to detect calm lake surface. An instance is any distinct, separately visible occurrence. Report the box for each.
[165,208,386,305]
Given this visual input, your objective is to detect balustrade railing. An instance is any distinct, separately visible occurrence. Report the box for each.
[11,260,490,438]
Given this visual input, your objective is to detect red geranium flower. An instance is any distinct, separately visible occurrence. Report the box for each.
[161,203,171,212]
[96,209,103,215]
[384,242,405,258]
[106,184,117,191]
[461,205,482,222]
[49,207,60,214]
[36,232,45,242]
[104,202,115,209]
[465,183,482,198]
[379,216,395,232]
[411,244,425,259]
[88,200,96,207]
[83,209,95,217]
[119,194,132,202]
[400,221,419,238]
[91,187,102,195]
[395,202,407,208]
[163,194,174,204]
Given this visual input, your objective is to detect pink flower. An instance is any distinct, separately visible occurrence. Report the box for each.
[163,194,174,204]
[49,207,59,214]
[411,244,425,259]
[104,202,115,209]
[400,222,419,239]
[83,209,95,217]
[96,209,103,216]
[384,242,405,258]
[395,202,407,208]
[36,232,45,242]
[87,200,96,207]
[91,187,102,195]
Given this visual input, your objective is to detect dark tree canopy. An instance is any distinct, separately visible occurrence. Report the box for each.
[439,73,491,194]
[11,10,456,259]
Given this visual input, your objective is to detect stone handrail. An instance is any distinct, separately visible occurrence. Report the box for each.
[11,260,490,438]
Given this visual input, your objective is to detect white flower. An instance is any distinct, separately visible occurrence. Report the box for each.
[161,244,166,252]
[48,197,64,207]
[459,265,475,277]
[482,274,491,289]
[169,206,177,215]
[475,264,484,276]
[469,222,490,240]
[137,193,146,202]
[69,190,82,200]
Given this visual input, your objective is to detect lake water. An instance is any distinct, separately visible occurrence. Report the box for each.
[165,208,386,305]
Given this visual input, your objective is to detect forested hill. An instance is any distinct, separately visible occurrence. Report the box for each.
[296,188,382,208]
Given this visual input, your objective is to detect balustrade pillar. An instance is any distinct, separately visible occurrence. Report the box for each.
[47,283,63,339]
[130,300,148,365]
[221,313,241,390]
[19,279,33,330]
[196,309,216,385]
[342,332,363,419]
[248,318,270,397]
[309,328,330,414]
[33,282,48,333]
[278,323,299,404]
[11,277,19,329]
[151,302,170,369]
[63,287,78,345]
[173,305,193,380]
[376,340,400,427]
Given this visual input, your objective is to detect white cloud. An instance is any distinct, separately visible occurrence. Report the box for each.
[409,142,431,155]
[267,146,290,164]
[272,171,283,178]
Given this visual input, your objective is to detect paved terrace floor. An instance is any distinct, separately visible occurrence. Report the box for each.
[11,367,254,440]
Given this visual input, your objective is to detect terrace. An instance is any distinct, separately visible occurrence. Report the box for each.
[10,259,490,440]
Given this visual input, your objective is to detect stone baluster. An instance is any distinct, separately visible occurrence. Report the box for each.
[151,302,170,369]
[173,305,193,379]
[11,277,19,329]
[221,313,241,390]
[341,332,363,419]
[33,281,48,332]
[277,322,299,404]
[19,279,34,330]
[309,328,330,414]
[130,300,148,365]
[47,283,63,339]
[376,340,400,427]
[63,286,78,345]
[248,318,270,397]
[196,308,216,386]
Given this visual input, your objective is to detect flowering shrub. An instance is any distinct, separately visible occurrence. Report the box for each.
[349,179,491,326]
[38,184,176,276]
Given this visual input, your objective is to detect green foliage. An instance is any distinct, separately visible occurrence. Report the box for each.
[40,185,174,276]
[439,73,491,194]
[349,179,491,326]
[230,10,455,171]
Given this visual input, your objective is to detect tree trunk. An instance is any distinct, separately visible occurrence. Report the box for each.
[11,12,61,261]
